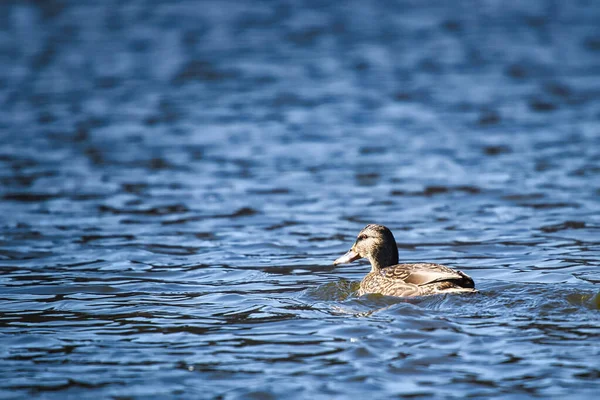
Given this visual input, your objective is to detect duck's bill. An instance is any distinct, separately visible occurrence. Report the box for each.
[333,249,360,265]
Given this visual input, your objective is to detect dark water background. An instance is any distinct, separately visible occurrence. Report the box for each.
[1,0,599,398]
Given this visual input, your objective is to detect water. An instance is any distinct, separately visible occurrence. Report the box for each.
[1,0,599,398]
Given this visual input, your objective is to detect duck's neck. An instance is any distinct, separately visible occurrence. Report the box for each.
[368,244,399,272]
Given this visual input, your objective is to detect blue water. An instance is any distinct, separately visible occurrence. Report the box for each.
[0,1,599,398]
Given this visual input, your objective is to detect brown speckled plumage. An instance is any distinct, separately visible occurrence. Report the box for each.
[333,224,476,297]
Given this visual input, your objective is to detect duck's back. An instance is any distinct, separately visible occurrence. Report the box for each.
[359,263,476,297]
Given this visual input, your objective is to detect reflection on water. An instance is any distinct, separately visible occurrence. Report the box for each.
[1,0,599,398]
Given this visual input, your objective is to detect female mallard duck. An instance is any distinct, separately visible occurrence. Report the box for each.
[334,224,476,297]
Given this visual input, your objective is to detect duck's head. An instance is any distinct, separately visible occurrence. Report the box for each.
[333,224,399,271]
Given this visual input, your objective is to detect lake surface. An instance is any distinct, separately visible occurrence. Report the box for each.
[0,1,599,398]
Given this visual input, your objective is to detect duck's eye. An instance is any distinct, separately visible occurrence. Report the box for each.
[358,234,367,241]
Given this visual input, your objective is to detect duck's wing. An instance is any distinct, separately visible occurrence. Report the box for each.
[380,263,473,287]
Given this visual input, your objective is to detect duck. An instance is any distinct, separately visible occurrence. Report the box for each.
[333,224,476,297]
